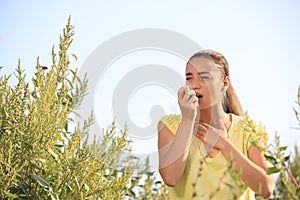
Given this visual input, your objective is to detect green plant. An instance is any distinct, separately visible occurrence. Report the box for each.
[265,86,300,200]
[273,145,300,200]
[293,86,300,128]
[0,17,167,200]
[264,134,299,200]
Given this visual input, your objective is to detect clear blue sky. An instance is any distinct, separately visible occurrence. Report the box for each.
[1,1,300,167]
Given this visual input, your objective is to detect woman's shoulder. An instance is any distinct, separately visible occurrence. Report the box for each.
[232,114,264,132]
[158,114,182,135]
[231,113,269,149]
[160,114,182,123]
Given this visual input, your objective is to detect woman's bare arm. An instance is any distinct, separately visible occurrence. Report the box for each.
[158,117,195,186]
[158,86,198,186]
[220,140,274,198]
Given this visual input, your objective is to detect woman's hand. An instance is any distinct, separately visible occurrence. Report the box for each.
[194,122,228,151]
[178,85,198,121]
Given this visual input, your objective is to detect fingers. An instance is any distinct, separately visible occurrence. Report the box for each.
[178,85,196,102]
[194,123,207,140]
[178,85,190,100]
[178,85,186,99]
[185,90,197,102]
[178,85,198,120]
[194,122,227,151]
[198,122,209,129]
[194,123,218,141]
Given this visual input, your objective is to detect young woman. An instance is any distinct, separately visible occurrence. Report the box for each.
[157,50,274,199]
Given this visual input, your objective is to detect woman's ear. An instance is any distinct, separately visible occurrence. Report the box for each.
[222,76,230,91]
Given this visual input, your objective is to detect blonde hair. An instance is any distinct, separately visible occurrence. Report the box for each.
[188,50,244,116]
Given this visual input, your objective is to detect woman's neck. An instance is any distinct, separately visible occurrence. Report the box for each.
[197,104,227,126]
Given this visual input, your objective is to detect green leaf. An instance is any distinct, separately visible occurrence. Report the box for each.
[66,78,74,88]
[31,90,37,98]
[279,146,287,151]
[66,94,72,103]
[71,53,78,61]
[70,69,78,80]
[54,144,64,148]
[284,155,290,162]
[128,189,135,196]
[30,173,50,188]
[22,140,33,150]
[264,155,277,164]
[50,191,59,200]
[64,122,68,132]
[297,85,300,105]
[7,193,18,198]
[266,167,280,175]
[74,176,80,190]
[224,182,234,189]
[293,107,300,122]
[155,181,162,185]
[47,148,59,160]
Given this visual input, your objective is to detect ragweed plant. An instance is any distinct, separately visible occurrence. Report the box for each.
[0,17,167,200]
[264,133,299,200]
[267,86,300,200]
[293,86,300,128]
[278,146,300,199]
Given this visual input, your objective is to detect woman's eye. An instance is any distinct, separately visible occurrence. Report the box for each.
[186,77,192,80]
[201,76,210,80]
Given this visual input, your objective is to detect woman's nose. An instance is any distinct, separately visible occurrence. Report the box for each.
[190,78,201,90]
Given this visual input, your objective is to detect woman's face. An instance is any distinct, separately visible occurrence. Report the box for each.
[186,56,226,110]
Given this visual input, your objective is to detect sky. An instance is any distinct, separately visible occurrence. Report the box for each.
[1,0,300,171]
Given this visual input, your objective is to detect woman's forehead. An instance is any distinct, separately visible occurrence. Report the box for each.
[186,57,219,73]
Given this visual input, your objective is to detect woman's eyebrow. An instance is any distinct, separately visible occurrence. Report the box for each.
[199,71,211,75]
[185,71,211,76]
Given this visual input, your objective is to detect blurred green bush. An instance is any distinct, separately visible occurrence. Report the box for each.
[0,17,167,200]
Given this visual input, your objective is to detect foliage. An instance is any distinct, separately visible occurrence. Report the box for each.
[0,17,167,199]
[265,86,300,200]
[264,134,299,200]
[293,86,300,127]
[273,145,300,200]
